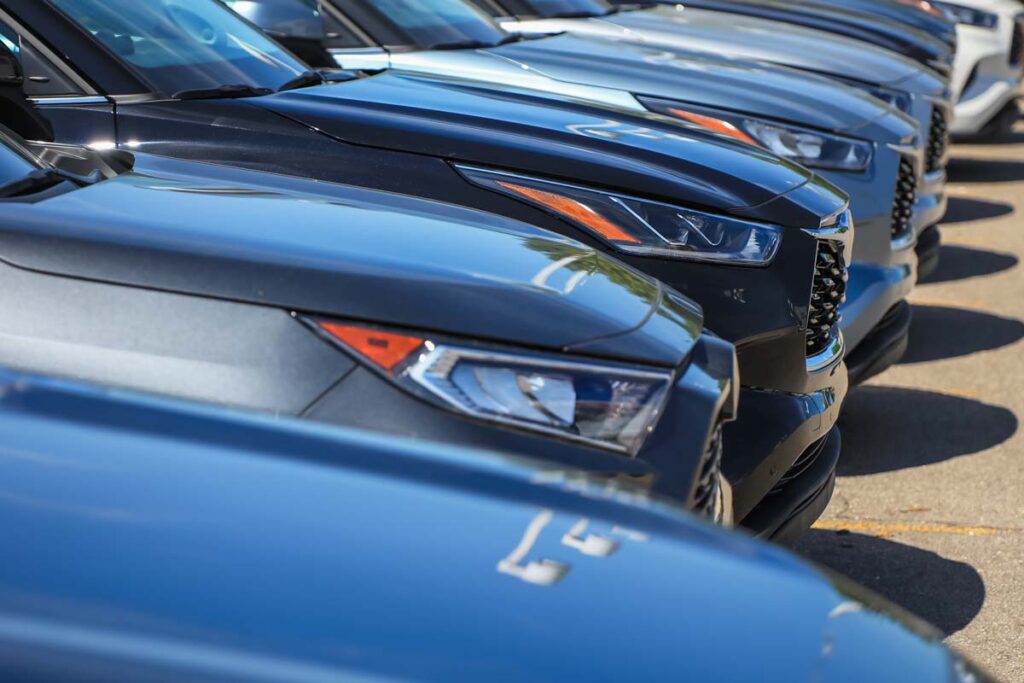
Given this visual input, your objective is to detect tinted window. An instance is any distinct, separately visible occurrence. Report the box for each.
[321,7,373,48]
[0,21,82,96]
[47,0,310,94]
[519,0,612,18]
[360,0,508,48]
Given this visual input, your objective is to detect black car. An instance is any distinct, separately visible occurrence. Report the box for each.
[0,0,851,541]
[0,117,741,519]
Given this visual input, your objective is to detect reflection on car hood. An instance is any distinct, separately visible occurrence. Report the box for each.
[537,6,932,87]
[251,71,841,222]
[669,0,954,65]
[480,33,913,139]
[0,154,701,367]
[0,369,961,682]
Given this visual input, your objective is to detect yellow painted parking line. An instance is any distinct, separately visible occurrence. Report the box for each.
[813,520,999,537]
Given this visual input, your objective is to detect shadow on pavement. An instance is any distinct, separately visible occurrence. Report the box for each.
[919,245,1018,284]
[899,305,1024,364]
[940,196,1015,224]
[796,529,985,636]
[837,386,1016,475]
[948,157,1024,183]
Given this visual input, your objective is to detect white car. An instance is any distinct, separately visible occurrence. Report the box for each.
[934,0,1024,136]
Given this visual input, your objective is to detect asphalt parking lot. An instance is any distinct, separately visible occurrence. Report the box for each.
[796,117,1024,682]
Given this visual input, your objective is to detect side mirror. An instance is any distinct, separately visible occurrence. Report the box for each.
[0,38,23,86]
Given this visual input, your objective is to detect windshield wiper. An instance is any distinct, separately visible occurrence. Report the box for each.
[547,10,602,18]
[424,39,497,50]
[172,84,273,101]
[277,70,324,93]
[0,168,69,198]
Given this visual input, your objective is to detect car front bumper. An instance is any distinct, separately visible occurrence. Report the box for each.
[914,169,949,237]
[724,358,846,538]
[740,425,841,545]
[950,20,1024,135]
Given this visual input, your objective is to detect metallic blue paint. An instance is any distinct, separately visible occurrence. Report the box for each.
[0,369,985,682]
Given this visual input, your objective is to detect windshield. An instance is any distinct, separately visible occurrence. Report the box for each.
[515,0,613,18]
[47,0,310,95]
[355,0,509,49]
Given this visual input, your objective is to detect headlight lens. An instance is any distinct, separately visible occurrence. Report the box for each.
[457,166,782,266]
[743,120,871,171]
[315,321,673,455]
[931,1,998,28]
[644,102,873,172]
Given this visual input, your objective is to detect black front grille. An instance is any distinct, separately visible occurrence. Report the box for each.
[693,425,724,520]
[1011,18,1024,66]
[806,240,848,357]
[891,156,917,240]
[926,106,949,174]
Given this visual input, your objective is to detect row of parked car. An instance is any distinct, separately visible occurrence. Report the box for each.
[0,0,1017,678]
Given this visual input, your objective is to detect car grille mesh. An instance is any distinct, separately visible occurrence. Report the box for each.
[891,156,917,240]
[693,424,724,521]
[926,106,949,174]
[806,240,848,357]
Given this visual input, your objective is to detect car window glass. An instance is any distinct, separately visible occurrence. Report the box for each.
[47,0,309,94]
[519,0,613,18]
[362,0,508,48]
[321,7,371,48]
[0,20,82,96]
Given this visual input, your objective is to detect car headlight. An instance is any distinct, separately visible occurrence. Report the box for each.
[641,101,873,172]
[457,166,782,266]
[931,1,998,28]
[312,320,674,455]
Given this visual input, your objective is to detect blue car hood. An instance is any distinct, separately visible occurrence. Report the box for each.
[595,5,936,88]
[0,370,966,682]
[0,152,701,367]
[486,33,916,141]
[250,71,838,221]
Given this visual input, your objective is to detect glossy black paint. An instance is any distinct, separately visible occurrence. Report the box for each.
[611,0,956,70]
[0,369,990,682]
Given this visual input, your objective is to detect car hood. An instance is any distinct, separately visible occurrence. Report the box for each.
[794,0,958,44]
[0,369,969,682]
[0,153,703,368]
[519,5,934,87]
[475,33,914,140]
[667,0,954,66]
[250,72,842,224]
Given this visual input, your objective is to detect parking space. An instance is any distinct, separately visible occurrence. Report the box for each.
[797,118,1024,682]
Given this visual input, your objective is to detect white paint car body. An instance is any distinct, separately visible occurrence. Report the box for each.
[944,0,1023,135]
